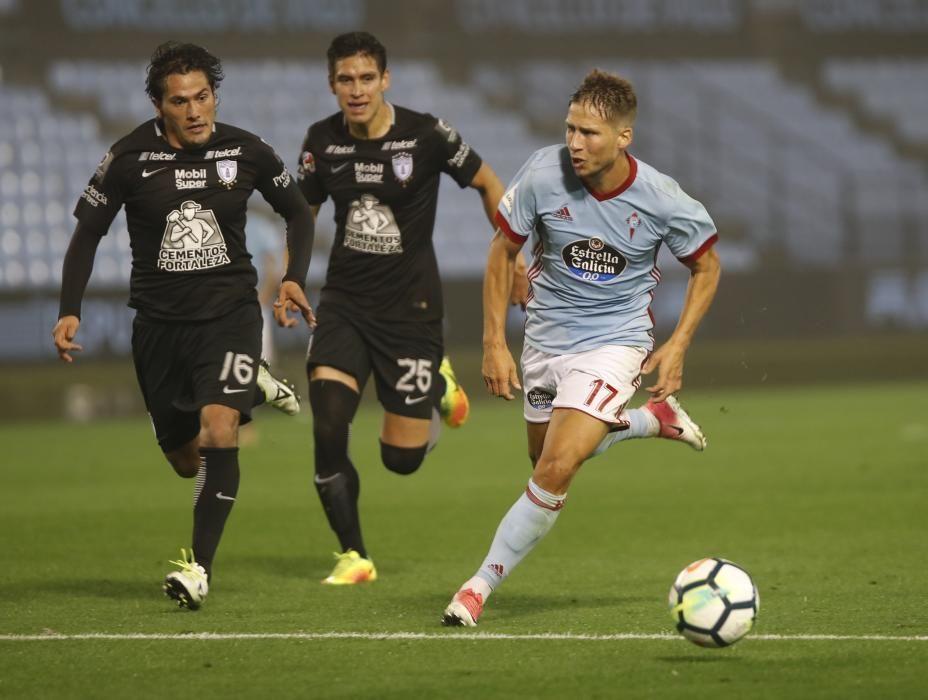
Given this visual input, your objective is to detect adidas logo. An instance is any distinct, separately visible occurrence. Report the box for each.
[488,563,505,577]
[552,205,572,221]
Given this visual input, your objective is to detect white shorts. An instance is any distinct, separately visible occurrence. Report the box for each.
[521,344,648,424]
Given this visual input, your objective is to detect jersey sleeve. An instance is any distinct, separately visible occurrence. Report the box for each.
[253,138,314,287]
[254,139,307,219]
[296,127,327,205]
[660,178,718,262]
[72,148,126,234]
[432,117,482,188]
[494,154,538,244]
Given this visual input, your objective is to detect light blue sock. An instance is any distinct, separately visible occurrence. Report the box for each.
[465,479,565,600]
[591,407,659,457]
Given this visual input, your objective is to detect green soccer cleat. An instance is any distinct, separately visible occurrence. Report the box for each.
[321,550,378,585]
[163,548,209,610]
[257,359,301,416]
[438,356,469,428]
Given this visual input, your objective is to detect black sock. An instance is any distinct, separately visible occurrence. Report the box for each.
[309,379,366,557]
[192,447,240,579]
[314,468,365,557]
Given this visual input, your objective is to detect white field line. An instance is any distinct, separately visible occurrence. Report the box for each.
[0,632,926,642]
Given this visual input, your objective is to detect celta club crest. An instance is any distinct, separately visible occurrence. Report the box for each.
[392,152,413,184]
[216,159,237,188]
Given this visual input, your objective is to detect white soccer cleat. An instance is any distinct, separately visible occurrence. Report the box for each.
[441,588,484,627]
[163,548,209,610]
[257,360,301,416]
[644,395,707,451]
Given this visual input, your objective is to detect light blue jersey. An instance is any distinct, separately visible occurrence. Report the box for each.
[496,146,717,354]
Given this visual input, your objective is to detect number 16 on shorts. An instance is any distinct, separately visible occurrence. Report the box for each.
[220,352,255,386]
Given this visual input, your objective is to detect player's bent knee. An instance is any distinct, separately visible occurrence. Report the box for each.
[532,455,580,494]
[165,451,199,478]
[309,381,360,441]
[199,405,240,448]
[199,422,238,448]
[380,441,427,475]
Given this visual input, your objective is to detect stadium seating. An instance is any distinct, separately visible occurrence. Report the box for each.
[1,57,924,291]
[475,59,928,266]
[824,59,928,143]
[0,84,130,290]
[46,59,546,278]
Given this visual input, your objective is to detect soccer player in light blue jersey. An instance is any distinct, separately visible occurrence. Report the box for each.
[442,70,721,626]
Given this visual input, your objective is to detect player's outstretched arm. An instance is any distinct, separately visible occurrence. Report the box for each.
[273,196,315,329]
[483,230,523,400]
[469,162,504,230]
[53,222,104,362]
[470,163,529,307]
[643,246,721,401]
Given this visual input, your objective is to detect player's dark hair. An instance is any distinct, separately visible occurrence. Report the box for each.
[145,41,224,103]
[570,69,637,124]
[327,32,387,80]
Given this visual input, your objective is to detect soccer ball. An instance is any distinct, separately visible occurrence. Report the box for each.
[668,558,759,648]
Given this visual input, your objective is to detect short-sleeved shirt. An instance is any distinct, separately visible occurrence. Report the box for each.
[74,120,305,321]
[496,146,717,354]
[297,104,482,321]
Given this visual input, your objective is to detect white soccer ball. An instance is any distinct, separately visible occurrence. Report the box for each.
[668,558,759,648]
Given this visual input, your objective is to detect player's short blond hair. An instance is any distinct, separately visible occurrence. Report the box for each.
[570,69,637,125]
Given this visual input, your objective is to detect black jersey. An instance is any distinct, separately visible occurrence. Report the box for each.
[74,120,305,321]
[297,105,482,321]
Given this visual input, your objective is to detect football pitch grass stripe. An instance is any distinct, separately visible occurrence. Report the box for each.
[1,632,927,642]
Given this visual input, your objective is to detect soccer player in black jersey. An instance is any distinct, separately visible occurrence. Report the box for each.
[297,32,528,585]
[51,42,316,609]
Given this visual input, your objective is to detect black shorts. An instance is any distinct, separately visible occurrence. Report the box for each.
[132,302,262,453]
[306,303,443,419]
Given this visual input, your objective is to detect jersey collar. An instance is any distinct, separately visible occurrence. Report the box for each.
[584,153,638,202]
[340,102,396,135]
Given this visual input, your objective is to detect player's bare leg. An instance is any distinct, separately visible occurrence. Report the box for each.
[165,438,200,478]
[381,411,431,467]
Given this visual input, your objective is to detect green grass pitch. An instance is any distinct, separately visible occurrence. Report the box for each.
[1,382,926,698]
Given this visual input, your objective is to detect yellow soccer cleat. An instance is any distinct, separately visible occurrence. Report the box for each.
[321,550,378,585]
[438,356,469,428]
